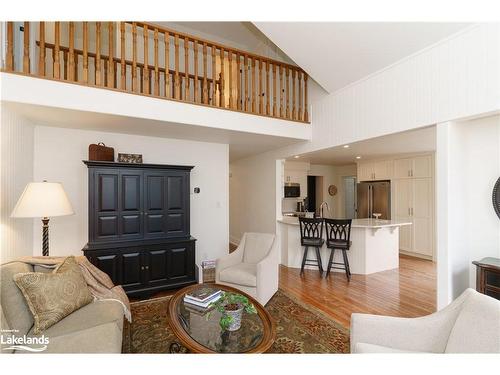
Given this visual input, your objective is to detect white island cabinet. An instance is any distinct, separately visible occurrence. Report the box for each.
[277,217,412,275]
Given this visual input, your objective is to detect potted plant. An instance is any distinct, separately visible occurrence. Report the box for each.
[208,292,257,331]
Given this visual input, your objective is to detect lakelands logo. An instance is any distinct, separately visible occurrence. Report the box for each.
[1,329,49,352]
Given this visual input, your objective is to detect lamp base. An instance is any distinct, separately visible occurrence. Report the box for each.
[41,217,49,256]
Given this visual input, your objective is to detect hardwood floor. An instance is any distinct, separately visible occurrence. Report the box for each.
[279,254,436,328]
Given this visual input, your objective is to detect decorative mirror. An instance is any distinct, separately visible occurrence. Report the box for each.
[328,185,338,196]
[493,177,500,219]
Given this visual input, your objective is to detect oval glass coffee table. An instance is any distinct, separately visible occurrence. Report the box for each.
[168,283,276,353]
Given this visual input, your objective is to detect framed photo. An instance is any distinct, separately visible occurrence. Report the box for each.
[118,153,143,164]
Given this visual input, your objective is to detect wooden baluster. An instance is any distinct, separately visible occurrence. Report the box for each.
[236,53,241,110]
[244,55,248,112]
[22,22,30,73]
[251,58,256,113]
[154,28,159,95]
[53,22,61,79]
[38,22,45,76]
[304,73,309,122]
[292,69,296,120]
[113,61,117,88]
[68,22,75,81]
[107,22,114,88]
[211,46,216,105]
[219,48,225,107]
[120,22,126,90]
[132,23,138,92]
[286,67,290,119]
[6,22,14,71]
[194,40,199,103]
[164,32,170,98]
[174,34,180,99]
[265,61,270,115]
[103,56,108,85]
[184,36,189,101]
[298,70,303,121]
[74,56,79,82]
[228,51,233,108]
[82,22,88,83]
[63,51,68,80]
[279,65,284,117]
[143,24,149,94]
[259,59,263,114]
[95,22,101,85]
[272,63,277,117]
[202,42,208,104]
[140,67,143,92]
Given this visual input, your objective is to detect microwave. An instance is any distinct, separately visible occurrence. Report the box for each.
[284,183,300,198]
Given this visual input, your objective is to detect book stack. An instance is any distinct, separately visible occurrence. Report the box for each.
[183,288,222,309]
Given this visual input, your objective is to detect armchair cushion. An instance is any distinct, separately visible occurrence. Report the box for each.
[242,233,275,264]
[218,263,257,287]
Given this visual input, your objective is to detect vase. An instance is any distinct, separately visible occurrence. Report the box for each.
[224,305,244,331]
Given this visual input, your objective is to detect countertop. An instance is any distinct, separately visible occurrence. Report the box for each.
[277,217,412,228]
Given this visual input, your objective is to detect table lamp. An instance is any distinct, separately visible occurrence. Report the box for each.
[11,181,74,256]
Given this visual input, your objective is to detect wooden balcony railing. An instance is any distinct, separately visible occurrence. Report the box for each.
[2,21,309,123]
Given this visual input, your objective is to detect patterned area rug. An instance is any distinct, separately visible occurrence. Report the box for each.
[122,289,350,353]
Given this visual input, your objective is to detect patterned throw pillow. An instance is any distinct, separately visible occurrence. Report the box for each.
[13,256,93,334]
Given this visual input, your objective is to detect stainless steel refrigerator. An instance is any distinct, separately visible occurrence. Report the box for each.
[356,181,391,219]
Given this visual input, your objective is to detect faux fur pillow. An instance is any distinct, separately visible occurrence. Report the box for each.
[13,256,93,334]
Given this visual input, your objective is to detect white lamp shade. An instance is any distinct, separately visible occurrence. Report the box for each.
[11,182,74,218]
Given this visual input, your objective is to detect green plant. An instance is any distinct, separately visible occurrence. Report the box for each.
[208,292,257,330]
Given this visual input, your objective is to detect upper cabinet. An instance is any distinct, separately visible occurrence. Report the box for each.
[357,160,393,181]
[394,155,432,179]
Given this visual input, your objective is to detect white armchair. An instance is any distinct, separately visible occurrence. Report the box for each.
[350,288,500,353]
[216,232,279,306]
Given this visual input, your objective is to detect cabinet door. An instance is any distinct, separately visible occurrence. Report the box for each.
[167,241,195,283]
[357,162,373,181]
[144,172,167,238]
[143,247,169,287]
[120,249,143,289]
[165,172,190,237]
[394,158,412,178]
[412,155,432,178]
[393,179,413,251]
[373,160,393,180]
[119,171,143,239]
[87,251,120,286]
[93,169,120,242]
[412,178,433,256]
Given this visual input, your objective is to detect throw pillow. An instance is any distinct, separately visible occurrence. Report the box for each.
[13,256,94,334]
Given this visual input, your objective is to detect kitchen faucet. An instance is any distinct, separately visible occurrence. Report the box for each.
[319,201,330,218]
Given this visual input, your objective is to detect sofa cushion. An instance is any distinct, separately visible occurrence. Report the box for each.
[1,304,14,353]
[242,233,275,264]
[355,342,422,353]
[22,322,123,354]
[445,292,500,353]
[218,263,257,287]
[0,262,34,335]
[27,300,124,339]
[14,256,93,334]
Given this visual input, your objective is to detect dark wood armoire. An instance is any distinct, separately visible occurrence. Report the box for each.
[82,160,197,296]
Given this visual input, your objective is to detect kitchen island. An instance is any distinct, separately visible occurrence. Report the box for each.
[277,217,412,275]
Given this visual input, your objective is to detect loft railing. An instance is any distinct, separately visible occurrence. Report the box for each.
[2,21,310,123]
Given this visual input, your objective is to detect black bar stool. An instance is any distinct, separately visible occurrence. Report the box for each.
[298,217,324,275]
[324,218,352,280]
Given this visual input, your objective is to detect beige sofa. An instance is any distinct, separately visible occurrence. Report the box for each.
[216,232,279,306]
[351,288,500,353]
[1,261,124,353]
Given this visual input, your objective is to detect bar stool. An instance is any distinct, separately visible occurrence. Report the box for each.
[298,217,325,275]
[324,218,352,280]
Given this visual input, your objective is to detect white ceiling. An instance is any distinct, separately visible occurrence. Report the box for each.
[292,126,436,165]
[254,22,472,93]
[5,102,303,161]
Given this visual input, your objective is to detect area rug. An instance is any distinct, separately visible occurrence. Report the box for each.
[122,289,350,353]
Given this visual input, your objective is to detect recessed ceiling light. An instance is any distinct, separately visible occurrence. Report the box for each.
[356,156,362,159]
[294,155,300,159]
[343,145,350,148]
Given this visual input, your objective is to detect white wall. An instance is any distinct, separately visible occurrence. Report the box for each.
[436,115,500,308]
[32,126,229,268]
[0,105,34,263]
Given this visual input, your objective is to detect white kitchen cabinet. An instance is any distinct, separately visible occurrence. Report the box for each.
[392,177,433,257]
[357,160,393,181]
[394,155,432,178]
